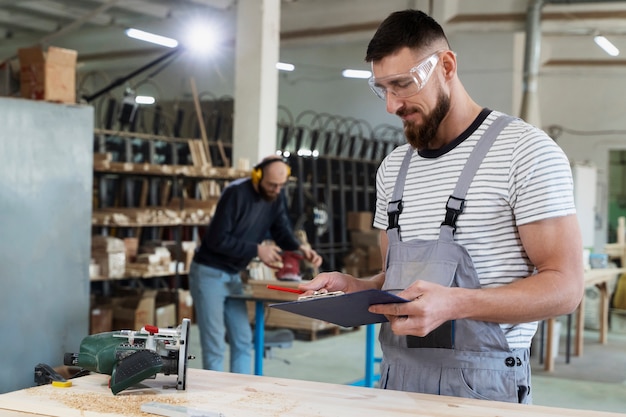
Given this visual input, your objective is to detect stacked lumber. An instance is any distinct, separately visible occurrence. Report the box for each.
[125,247,172,277]
[91,236,126,279]
[92,207,211,226]
[93,155,248,179]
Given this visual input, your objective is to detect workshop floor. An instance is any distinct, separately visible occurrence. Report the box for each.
[188,320,626,414]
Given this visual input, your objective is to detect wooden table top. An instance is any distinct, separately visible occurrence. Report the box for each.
[1,368,624,417]
[584,268,625,286]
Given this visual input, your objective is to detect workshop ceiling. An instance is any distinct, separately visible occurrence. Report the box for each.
[0,0,625,71]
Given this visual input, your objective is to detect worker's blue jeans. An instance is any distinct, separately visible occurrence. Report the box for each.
[189,261,252,374]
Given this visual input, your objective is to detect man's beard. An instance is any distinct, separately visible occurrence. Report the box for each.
[258,183,278,202]
[400,89,450,150]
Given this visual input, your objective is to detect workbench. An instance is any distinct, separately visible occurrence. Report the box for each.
[543,268,625,371]
[1,368,625,417]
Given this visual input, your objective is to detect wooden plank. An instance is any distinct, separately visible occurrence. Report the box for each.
[189,77,212,167]
[196,140,210,167]
[193,179,208,200]
[160,180,172,206]
[133,178,149,238]
[187,139,200,167]
[158,180,172,240]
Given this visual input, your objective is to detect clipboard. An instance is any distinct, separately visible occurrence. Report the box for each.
[269,289,408,327]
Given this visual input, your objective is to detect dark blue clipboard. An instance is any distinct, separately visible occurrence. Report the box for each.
[269,289,408,327]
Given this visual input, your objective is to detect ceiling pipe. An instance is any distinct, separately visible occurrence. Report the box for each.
[519,0,544,127]
[545,0,625,3]
[520,0,626,127]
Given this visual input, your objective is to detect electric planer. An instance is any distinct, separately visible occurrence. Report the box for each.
[64,318,194,394]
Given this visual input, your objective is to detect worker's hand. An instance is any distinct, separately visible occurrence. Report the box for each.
[299,245,323,267]
[368,280,456,337]
[257,244,283,267]
[298,271,378,295]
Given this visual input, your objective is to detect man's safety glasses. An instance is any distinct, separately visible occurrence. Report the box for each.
[368,51,443,100]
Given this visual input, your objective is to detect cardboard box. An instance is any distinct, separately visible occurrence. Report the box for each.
[112,289,157,330]
[90,305,113,334]
[350,230,380,248]
[177,289,194,323]
[367,245,383,272]
[155,290,178,328]
[156,303,177,328]
[347,211,373,231]
[18,45,77,104]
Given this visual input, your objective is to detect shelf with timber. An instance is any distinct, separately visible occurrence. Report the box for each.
[90,269,190,282]
[94,155,249,179]
[92,206,214,227]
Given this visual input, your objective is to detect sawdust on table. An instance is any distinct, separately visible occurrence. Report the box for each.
[26,387,188,417]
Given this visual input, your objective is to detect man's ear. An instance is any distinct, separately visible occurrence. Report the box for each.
[441,51,456,80]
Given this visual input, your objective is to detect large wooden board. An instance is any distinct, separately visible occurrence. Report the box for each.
[1,369,625,417]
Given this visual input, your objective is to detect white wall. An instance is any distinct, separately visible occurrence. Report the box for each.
[539,64,626,251]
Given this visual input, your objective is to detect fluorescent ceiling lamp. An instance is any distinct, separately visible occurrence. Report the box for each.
[135,95,156,105]
[276,62,295,71]
[594,35,619,57]
[126,28,179,48]
[342,69,371,79]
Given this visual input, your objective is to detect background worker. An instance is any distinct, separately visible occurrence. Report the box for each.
[300,9,584,403]
[190,155,322,373]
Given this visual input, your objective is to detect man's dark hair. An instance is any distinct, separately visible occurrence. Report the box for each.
[365,9,450,63]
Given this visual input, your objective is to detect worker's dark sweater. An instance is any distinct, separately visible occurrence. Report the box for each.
[193,177,301,274]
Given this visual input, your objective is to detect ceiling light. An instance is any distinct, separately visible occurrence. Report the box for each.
[126,28,179,48]
[342,69,371,79]
[183,23,220,55]
[135,95,156,105]
[276,62,295,72]
[594,35,619,57]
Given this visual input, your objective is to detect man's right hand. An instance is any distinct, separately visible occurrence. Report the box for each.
[257,244,283,267]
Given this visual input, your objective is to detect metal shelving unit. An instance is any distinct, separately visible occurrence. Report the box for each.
[278,110,404,271]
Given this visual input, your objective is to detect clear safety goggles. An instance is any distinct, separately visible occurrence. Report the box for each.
[368,51,443,100]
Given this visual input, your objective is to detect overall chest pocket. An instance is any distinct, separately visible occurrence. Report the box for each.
[384,259,458,290]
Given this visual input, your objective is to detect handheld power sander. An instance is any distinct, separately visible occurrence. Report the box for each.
[265,251,304,281]
[64,318,194,395]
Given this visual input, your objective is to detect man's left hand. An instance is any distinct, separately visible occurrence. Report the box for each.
[299,245,323,267]
[368,280,455,337]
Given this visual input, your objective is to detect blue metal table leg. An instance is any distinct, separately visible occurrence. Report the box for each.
[254,300,265,375]
[364,324,375,387]
[349,324,379,387]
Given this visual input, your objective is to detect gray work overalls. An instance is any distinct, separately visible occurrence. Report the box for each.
[379,115,532,404]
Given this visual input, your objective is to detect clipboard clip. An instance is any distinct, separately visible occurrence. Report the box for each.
[297,291,345,301]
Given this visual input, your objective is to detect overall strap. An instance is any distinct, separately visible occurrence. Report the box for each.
[439,115,516,240]
[386,146,414,243]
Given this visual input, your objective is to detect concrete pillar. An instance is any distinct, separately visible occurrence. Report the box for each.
[232,0,281,169]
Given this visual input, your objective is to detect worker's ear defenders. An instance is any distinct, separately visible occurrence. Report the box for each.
[251,157,291,186]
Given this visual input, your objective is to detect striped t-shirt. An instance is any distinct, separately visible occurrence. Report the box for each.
[373,109,576,349]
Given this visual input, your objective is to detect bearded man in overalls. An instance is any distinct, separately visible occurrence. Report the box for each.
[300,9,584,404]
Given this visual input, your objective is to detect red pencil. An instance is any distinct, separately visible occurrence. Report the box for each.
[266,284,305,294]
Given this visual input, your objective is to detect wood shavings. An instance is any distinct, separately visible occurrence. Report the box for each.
[27,387,188,417]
